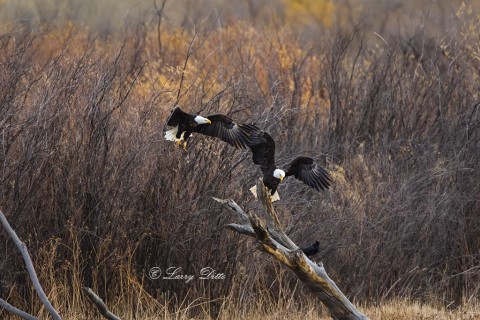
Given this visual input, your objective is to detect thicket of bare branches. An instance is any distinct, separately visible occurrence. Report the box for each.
[1,4,479,318]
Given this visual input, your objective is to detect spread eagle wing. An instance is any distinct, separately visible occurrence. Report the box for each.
[192,114,263,149]
[248,131,276,174]
[166,106,190,127]
[285,156,331,191]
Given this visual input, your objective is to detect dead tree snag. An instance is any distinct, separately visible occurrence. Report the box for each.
[214,179,368,320]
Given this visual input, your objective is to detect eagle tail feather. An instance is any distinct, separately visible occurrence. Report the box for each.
[164,127,179,141]
[249,185,280,202]
[249,185,258,199]
[271,191,280,202]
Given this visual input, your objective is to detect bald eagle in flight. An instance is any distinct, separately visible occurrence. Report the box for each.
[248,131,331,201]
[164,107,262,149]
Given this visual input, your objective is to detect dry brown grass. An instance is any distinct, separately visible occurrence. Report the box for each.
[24,298,479,320]
[362,300,479,320]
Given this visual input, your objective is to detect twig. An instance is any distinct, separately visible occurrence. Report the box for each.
[82,287,121,320]
[175,30,197,105]
[0,210,62,320]
[153,0,168,53]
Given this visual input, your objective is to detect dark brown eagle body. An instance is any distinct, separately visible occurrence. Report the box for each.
[301,240,320,257]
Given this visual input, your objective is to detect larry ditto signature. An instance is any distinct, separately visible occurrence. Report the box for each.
[149,266,226,283]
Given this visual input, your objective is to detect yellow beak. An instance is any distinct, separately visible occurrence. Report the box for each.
[207,119,212,124]
[280,176,284,182]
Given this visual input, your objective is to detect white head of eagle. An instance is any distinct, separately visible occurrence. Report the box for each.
[194,115,211,125]
[273,169,285,181]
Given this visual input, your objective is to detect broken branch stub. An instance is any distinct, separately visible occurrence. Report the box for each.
[82,287,121,320]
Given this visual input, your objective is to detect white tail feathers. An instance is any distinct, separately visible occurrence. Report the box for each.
[164,127,179,141]
[249,185,280,202]
[271,191,280,202]
[249,186,258,199]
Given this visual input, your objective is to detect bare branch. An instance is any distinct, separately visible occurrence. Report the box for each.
[0,210,62,320]
[82,287,121,320]
[214,182,369,320]
[153,0,167,53]
[255,179,298,250]
[212,197,250,226]
[174,30,197,105]
[0,298,40,320]
[226,223,255,235]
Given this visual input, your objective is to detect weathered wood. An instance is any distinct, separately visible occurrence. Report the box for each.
[0,210,62,320]
[82,287,121,320]
[0,298,40,320]
[214,179,368,320]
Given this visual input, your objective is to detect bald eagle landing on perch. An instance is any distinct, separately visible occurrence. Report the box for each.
[248,131,331,202]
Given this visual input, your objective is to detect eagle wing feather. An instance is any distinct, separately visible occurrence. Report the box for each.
[166,107,189,127]
[192,114,262,149]
[285,156,331,191]
[248,131,276,175]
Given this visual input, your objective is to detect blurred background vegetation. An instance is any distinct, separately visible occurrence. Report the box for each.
[0,0,479,319]
[1,0,477,36]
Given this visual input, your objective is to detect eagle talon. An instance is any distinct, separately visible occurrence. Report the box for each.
[182,141,188,150]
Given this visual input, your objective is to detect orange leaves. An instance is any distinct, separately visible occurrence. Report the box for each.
[13,17,333,120]
[456,3,480,63]
[283,0,336,28]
